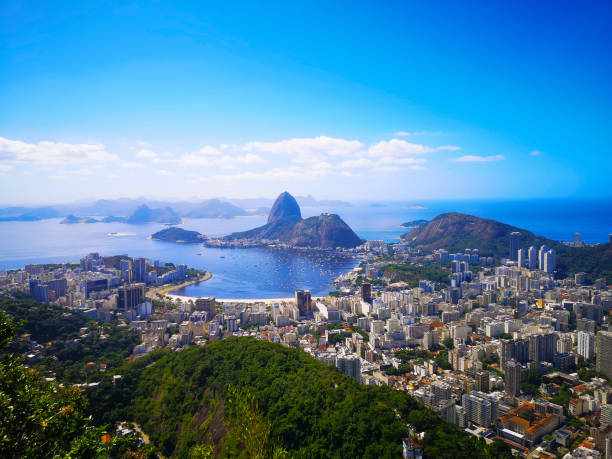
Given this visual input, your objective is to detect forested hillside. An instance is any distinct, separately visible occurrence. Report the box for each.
[87,337,512,458]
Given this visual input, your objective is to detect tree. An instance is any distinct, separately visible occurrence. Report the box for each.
[443,337,454,350]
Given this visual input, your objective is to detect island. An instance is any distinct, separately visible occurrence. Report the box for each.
[151,227,206,243]
[60,214,99,224]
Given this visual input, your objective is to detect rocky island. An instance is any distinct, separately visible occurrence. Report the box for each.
[210,192,363,250]
[151,227,205,243]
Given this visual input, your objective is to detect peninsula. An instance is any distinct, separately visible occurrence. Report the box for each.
[213,192,363,250]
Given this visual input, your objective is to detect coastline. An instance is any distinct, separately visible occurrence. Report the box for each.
[147,271,213,298]
[165,293,323,304]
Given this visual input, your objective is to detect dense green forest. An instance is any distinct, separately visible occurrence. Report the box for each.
[87,338,512,458]
[0,296,139,383]
[0,311,153,458]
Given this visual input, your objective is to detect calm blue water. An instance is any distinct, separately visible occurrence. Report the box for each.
[0,198,610,298]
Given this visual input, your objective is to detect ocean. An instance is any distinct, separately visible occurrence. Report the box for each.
[0,198,610,298]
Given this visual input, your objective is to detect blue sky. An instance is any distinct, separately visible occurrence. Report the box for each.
[1,1,611,204]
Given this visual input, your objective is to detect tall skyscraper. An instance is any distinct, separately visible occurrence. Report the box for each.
[543,249,556,273]
[295,290,312,315]
[596,331,612,379]
[462,391,497,427]
[529,333,557,363]
[509,232,521,261]
[360,283,372,304]
[528,246,537,269]
[476,370,490,393]
[538,245,549,271]
[517,248,526,267]
[501,338,530,366]
[505,359,523,396]
[577,331,595,360]
[573,232,582,246]
[133,257,147,283]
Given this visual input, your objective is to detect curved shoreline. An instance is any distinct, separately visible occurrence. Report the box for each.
[166,293,323,305]
[147,271,213,298]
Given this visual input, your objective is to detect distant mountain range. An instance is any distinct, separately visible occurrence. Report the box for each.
[402,212,612,282]
[0,195,351,224]
[225,192,362,249]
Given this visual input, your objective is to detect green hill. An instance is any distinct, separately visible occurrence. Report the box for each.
[402,212,612,282]
[87,337,512,458]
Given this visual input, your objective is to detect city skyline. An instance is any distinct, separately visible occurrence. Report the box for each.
[1,1,611,203]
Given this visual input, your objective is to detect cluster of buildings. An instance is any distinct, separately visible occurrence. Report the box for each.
[2,230,611,458]
[0,252,191,321]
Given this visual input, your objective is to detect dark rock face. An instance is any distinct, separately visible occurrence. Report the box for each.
[267,192,301,224]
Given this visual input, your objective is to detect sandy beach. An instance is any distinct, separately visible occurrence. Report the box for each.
[165,294,323,304]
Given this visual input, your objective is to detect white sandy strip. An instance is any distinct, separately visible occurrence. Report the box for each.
[165,294,322,304]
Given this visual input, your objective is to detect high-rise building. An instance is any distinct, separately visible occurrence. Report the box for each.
[505,359,523,396]
[601,404,612,428]
[538,245,549,271]
[336,354,360,383]
[119,259,133,282]
[195,297,217,320]
[528,246,537,269]
[432,380,451,405]
[501,338,530,366]
[117,283,146,310]
[509,232,521,261]
[573,232,582,246]
[544,249,556,273]
[596,331,612,379]
[529,333,557,363]
[360,283,372,304]
[295,290,312,315]
[133,257,147,283]
[462,391,497,427]
[577,331,595,360]
[517,248,526,267]
[476,370,490,393]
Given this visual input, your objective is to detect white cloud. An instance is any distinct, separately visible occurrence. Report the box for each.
[340,170,361,178]
[367,139,459,157]
[120,161,146,168]
[0,136,119,164]
[373,166,401,174]
[135,140,150,146]
[155,169,175,177]
[0,164,12,172]
[137,149,158,158]
[340,156,426,169]
[450,155,505,162]
[244,136,363,157]
[530,150,542,156]
[394,130,441,137]
[179,152,265,167]
[57,168,91,176]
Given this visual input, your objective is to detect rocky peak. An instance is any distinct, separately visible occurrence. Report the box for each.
[268,192,302,224]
